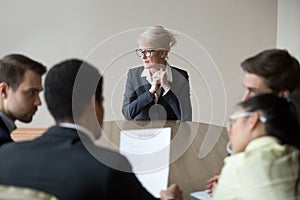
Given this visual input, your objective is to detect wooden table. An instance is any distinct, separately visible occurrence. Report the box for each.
[97,120,229,200]
[12,120,229,200]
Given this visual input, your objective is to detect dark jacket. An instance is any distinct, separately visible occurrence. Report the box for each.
[122,66,192,121]
[0,126,156,200]
[0,117,13,146]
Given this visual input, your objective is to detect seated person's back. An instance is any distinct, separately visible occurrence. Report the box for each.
[0,59,182,200]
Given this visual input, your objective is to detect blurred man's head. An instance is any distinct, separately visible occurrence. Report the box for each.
[0,54,46,122]
[44,59,103,137]
[241,49,300,101]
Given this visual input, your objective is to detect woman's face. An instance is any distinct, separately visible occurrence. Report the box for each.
[227,109,255,153]
[138,47,167,70]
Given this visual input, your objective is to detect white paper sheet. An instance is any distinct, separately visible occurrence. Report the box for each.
[120,127,171,198]
[190,190,212,200]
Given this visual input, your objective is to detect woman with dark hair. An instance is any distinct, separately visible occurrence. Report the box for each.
[213,94,300,200]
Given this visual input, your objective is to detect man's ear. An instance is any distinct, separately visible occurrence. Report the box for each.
[0,82,9,99]
[277,89,290,98]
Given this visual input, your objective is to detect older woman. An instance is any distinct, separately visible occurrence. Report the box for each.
[122,26,192,121]
[213,94,300,200]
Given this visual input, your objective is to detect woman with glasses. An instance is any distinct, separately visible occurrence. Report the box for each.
[122,26,192,121]
[213,93,300,200]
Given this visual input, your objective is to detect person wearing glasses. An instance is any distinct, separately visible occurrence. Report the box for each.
[206,49,300,194]
[213,93,300,199]
[122,26,192,121]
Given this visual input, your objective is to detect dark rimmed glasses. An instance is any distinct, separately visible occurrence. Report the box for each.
[135,49,155,57]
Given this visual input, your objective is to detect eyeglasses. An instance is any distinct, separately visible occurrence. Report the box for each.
[228,112,267,128]
[135,49,155,57]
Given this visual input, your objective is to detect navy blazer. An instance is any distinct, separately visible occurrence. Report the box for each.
[122,66,192,121]
[0,126,156,200]
[0,117,13,146]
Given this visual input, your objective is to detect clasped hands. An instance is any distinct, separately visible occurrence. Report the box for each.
[149,69,170,95]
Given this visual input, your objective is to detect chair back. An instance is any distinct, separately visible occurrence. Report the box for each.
[0,185,58,200]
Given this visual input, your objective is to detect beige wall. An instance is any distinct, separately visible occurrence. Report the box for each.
[0,0,277,127]
[277,0,300,60]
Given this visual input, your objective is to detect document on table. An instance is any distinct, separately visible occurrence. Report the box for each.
[190,190,212,200]
[119,127,171,198]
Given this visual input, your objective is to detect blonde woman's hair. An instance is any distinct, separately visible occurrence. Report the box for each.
[137,25,176,51]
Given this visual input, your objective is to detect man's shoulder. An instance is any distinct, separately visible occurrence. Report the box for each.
[0,139,20,152]
[86,144,132,172]
[0,138,13,146]
[0,129,133,172]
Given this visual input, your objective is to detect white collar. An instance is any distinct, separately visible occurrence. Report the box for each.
[59,123,96,142]
[141,62,173,83]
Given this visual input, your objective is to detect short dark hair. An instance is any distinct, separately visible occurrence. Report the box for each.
[0,54,47,90]
[241,49,300,94]
[44,59,102,121]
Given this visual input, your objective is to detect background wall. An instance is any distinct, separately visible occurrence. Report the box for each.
[0,0,278,127]
[277,0,300,60]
